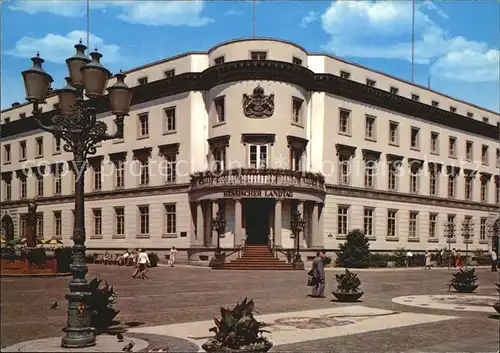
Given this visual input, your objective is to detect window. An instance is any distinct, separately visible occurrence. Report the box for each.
[365,115,376,140]
[363,208,374,238]
[340,71,350,79]
[36,216,43,240]
[429,213,437,239]
[496,148,500,168]
[213,147,226,172]
[430,132,439,154]
[139,159,149,186]
[390,86,399,94]
[410,168,419,194]
[93,209,102,237]
[292,57,302,65]
[429,169,438,196]
[53,103,60,110]
[20,175,27,199]
[337,206,349,237]
[53,211,62,237]
[3,144,11,163]
[387,210,397,237]
[339,109,351,134]
[138,206,149,236]
[467,112,474,118]
[292,97,303,124]
[249,145,268,169]
[290,147,302,171]
[35,137,43,157]
[366,79,376,87]
[496,178,500,204]
[410,127,420,149]
[54,166,62,195]
[138,77,148,85]
[115,207,125,236]
[214,97,225,123]
[481,145,489,165]
[448,137,456,157]
[388,162,399,191]
[36,173,44,197]
[53,136,61,154]
[251,51,267,60]
[93,163,102,191]
[338,155,350,185]
[411,94,420,101]
[164,204,177,235]
[482,117,489,123]
[4,179,11,200]
[409,212,418,238]
[465,141,473,161]
[364,160,376,188]
[164,107,176,132]
[480,218,487,240]
[138,113,149,137]
[4,117,10,123]
[480,178,488,202]
[464,176,473,200]
[389,121,399,145]
[19,141,27,160]
[114,160,125,189]
[449,106,457,113]
[431,101,439,107]
[214,56,225,65]
[447,174,456,198]
[20,217,26,238]
[19,113,26,119]
[164,69,175,78]
[163,153,177,183]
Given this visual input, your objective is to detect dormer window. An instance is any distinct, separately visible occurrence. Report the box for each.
[164,69,175,78]
[366,79,376,87]
[449,106,457,113]
[340,71,351,79]
[138,77,148,85]
[292,57,302,65]
[19,113,26,119]
[411,94,420,101]
[390,87,399,94]
[214,56,225,65]
[250,51,267,60]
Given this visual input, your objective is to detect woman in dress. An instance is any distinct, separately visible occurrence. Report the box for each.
[424,250,432,270]
[168,246,177,267]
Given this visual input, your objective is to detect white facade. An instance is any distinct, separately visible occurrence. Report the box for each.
[1,38,498,263]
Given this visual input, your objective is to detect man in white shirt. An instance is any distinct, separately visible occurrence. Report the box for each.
[406,251,413,268]
[132,249,150,279]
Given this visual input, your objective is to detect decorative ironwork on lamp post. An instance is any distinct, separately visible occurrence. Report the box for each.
[461,218,474,270]
[444,219,456,269]
[211,210,226,268]
[21,41,132,349]
[291,210,306,269]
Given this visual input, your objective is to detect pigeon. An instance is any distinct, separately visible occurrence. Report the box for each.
[122,342,134,351]
[117,332,124,342]
[50,301,58,310]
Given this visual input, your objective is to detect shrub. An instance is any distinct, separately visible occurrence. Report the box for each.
[394,248,407,267]
[86,277,119,334]
[26,247,46,265]
[323,256,332,266]
[148,252,159,267]
[335,269,361,293]
[369,253,388,268]
[336,229,370,268]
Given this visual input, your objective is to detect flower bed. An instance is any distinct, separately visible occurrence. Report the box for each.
[0,246,71,275]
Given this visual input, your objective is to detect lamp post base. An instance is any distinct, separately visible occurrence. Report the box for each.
[293,255,305,270]
[210,253,224,269]
[60,328,96,348]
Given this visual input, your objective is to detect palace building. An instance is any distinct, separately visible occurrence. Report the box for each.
[1,38,499,265]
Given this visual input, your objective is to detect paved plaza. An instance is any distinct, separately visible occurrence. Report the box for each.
[1,265,499,352]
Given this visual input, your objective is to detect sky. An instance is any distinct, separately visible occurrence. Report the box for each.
[2,0,499,113]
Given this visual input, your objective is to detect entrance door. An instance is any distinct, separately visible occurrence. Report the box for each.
[244,199,272,244]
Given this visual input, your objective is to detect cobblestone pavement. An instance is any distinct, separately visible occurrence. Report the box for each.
[1,265,499,351]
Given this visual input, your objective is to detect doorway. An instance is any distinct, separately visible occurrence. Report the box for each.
[244,199,273,244]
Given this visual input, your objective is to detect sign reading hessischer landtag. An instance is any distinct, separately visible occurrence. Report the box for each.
[223,189,293,198]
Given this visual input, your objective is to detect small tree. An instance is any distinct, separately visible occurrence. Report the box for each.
[336,229,370,268]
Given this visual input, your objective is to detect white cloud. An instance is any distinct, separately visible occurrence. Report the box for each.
[431,49,500,82]
[300,10,318,28]
[320,1,499,82]
[8,0,213,27]
[225,9,243,16]
[6,30,122,64]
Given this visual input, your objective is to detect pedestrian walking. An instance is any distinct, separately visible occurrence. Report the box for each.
[455,250,463,268]
[309,251,326,298]
[406,251,413,267]
[491,249,498,272]
[451,248,457,267]
[424,251,432,270]
[168,246,177,267]
[132,248,150,279]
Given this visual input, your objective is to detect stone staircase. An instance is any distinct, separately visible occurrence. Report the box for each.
[219,245,297,270]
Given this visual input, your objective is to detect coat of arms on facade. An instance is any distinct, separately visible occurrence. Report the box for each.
[242,85,275,119]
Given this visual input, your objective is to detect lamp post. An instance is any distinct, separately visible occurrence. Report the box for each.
[211,210,226,269]
[291,210,306,270]
[487,218,499,256]
[25,198,42,248]
[444,219,455,269]
[21,41,132,349]
[461,218,474,270]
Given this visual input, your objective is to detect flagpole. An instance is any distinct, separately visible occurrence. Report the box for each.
[86,0,90,52]
[253,0,256,37]
[411,0,415,83]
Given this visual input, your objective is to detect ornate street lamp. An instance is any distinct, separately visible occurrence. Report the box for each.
[291,210,306,270]
[211,210,226,269]
[443,220,456,269]
[461,218,474,270]
[21,41,132,349]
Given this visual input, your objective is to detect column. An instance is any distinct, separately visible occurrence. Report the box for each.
[195,202,204,246]
[234,199,243,246]
[298,201,304,246]
[311,202,320,247]
[212,201,219,246]
[274,200,282,246]
[318,203,324,247]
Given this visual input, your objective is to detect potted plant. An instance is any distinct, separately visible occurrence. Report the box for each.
[447,268,479,293]
[332,269,364,302]
[86,277,120,334]
[493,283,500,314]
[202,298,272,353]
